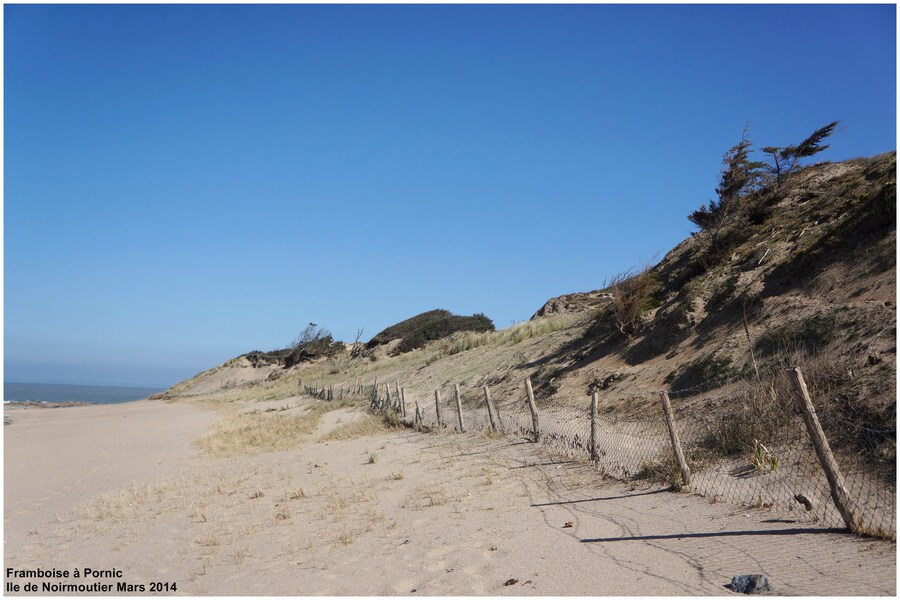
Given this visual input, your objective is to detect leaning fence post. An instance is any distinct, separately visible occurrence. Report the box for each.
[434,390,443,427]
[483,386,497,432]
[788,367,861,532]
[659,391,691,489]
[414,400,421,425]
[590,389,599,461]
[400,388,407,419]
[453,384,465,432]
[524,378,541,442]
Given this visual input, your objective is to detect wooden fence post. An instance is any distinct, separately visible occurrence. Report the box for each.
[590,389,599,461]
[454,384,465,432]
[788,367,861,532]
[434,390,443,427]
[659,391,691,489]
[385,384,392,413]
[400,388,407,419]
[414,400,421,424]
[483,386,496,432]
[524,378,541,442]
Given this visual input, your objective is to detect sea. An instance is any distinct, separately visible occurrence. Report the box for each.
[3,382,166,405]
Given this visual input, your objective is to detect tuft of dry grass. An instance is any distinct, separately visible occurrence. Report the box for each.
[335,529,354,545]
[328,492,349,511]
[191,508,208,523]
[287,487,309,500]
[232,547,250,565]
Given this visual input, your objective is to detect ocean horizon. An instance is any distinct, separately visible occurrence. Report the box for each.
[4,381,167,405]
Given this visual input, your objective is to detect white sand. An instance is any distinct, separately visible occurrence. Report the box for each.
[4,398,895,595]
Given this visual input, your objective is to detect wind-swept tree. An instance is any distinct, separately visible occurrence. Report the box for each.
[761,121,839,184]
[689,127,763,234]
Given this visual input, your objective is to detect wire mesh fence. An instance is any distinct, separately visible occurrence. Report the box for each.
[307,366,895,540]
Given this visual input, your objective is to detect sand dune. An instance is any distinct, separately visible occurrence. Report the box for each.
[4,397,895,595]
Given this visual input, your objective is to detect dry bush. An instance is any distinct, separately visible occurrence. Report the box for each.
[777,345,895,476]
[696,382,794,461]
[604,266,661,336]
[635,454,682,490]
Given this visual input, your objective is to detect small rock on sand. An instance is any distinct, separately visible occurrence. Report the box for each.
[727,574,772,594]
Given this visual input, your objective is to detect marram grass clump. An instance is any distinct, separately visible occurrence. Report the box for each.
[426,312,583,363]
[197,401,352,457]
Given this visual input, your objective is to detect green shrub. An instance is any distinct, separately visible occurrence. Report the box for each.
[368,310,453,348]
[392,313,495,355]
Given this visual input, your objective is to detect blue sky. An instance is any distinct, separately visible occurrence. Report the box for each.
[5,4,896,387]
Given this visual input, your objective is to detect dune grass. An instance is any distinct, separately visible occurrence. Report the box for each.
[425,313,584,364]
[317,414,389,441]
[197,400,354,457]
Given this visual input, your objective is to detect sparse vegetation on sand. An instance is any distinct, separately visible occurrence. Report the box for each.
[196,400,353,457]
[425,312,583,363]
[317,414,389,441]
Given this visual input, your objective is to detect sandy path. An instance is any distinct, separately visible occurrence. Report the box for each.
[4,398,895,595]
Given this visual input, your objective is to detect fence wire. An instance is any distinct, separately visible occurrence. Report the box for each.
[311,368,895,540]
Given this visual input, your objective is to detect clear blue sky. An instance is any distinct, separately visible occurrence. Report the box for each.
[5,4,896,387]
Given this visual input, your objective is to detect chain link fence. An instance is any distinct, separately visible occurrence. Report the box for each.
[308,366,895,540]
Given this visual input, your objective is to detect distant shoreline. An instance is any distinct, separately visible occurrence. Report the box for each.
[4,400,97,410]
[4,380,169,389]
[3,382,166,406]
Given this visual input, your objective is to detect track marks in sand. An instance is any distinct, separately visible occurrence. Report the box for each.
[7,409,895,595]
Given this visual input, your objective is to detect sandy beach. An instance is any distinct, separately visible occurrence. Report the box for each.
[4,396,896,595]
